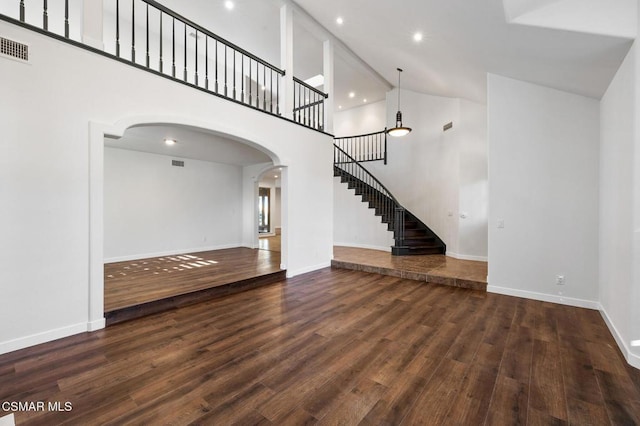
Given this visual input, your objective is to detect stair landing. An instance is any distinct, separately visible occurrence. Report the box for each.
[332,246,487,291]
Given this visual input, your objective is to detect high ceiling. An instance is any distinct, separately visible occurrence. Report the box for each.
[295,0,636,104]
[155,0,635,109]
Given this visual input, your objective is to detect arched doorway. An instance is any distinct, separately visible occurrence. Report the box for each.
[89,116,287,328]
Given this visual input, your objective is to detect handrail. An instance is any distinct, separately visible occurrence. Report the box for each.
[142,0,284,75]
[293,77,329,98]
[333,144,400,206]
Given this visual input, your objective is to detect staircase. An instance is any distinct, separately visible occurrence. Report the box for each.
[334,144,446,256]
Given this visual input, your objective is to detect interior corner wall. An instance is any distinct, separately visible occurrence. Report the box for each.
[487,74,600,307]
[599,41,640,367]
[103,147,243,261]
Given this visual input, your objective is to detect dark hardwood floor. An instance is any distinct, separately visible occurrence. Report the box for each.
[1,268,639,425]
[104,247,282,312]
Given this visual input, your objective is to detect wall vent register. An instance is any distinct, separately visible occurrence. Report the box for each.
[171,160,185,167]
[0,37,29,62]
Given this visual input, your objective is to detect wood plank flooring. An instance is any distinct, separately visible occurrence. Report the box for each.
[104,247,281,312]
[333,245,488,291]
[2,268,640,425]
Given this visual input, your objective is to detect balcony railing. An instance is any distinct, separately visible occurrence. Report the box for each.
[334,129,387,165]
[1,0,329,132]
[293,77,328,132]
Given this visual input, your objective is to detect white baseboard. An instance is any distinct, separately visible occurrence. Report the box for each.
[0,322,91,356]
[87,318,106,332]
[446,252,488,262]
[598,306,640,370]
[333,242,391,252]
[487,285,600,310]
[286,262,331,278]
[104,243,242,263]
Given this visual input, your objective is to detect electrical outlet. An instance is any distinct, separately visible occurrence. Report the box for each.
[497,219,504,229]
[556,275,565,285]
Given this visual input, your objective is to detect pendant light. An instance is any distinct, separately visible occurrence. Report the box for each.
[387,68,411,137]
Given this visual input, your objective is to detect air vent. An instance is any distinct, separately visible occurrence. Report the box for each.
[443,122,453,132]
[171,160,184,167]
[0,37,29,62]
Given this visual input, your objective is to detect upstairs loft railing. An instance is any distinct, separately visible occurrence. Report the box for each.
[293,77,328,132]
[334,129,387,165]
[2,0,329,132]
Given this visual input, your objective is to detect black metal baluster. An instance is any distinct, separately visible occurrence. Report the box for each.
[183,24,187,81]
[232,50,236,99]
[263,66,266,111]
[19,0,24,22]
[269,68,273,113]
[145,3,149,67]
[255,62,259,108]
[131,0,135,62]
[305,88,309,126]
[43,0,48,30]
[172,18,175,77]
[64,0,69,38]
[195,30,199,86]
[248,58,252,105]
[241,55,244,102]
[116,0,120,57]
[205,37,209,90]
[224,45,227,96]
[276,75,279,115]
[314,93,318,129]
[159,12,163,72]
[215,40,218,93]
[384,131,388,164]
[321,98,325,131]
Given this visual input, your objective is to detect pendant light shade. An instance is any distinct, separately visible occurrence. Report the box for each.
[387,68,411,137]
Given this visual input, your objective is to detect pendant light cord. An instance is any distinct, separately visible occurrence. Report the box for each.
[397,68,403,111]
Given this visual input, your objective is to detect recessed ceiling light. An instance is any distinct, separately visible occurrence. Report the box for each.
[348,92,355,98]
[338,105,343,109]
[336,17,344,25]
[413,32,423,42]
[164,139,177,146]
[274,175,278,178]
[224,1,234,10]
[363,98,367,103]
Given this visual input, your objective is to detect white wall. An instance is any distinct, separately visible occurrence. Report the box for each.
[333,178,395,251]
[334,100,386,136]
[487,74,600,307]
[104,148,243,261]
[458,100,488,260]
[0,21,333,354]
[600,42,640,368]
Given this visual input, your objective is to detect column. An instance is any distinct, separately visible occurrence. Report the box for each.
[83,0,103,50]
[280,3,294,120]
